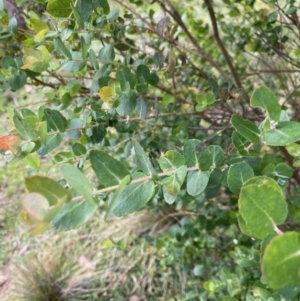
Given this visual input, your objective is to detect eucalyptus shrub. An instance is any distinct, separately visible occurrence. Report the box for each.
[1,0,300,299]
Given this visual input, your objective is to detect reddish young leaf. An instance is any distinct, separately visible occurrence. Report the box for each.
[0,135,20,153]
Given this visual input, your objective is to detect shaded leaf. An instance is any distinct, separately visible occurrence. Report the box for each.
[136,96,147,119]
[44,108,67,132]
[38,133,63,155]
[99,44,115,62]
[231,114,261,144]
[106,174,131,219]
[54,38,72,59]
[158,150,186,171]
[132,139,157,176]
[90,150,130,187]
[161,165,187,195]
[208,145,224,167]
[112,173,154,217]
[61,164,95,205]
[52,200,98,230]
[227,162,254,195]
[13,115,37,141]
[183,139,201,167]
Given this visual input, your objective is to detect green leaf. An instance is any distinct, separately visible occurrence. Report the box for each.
[72,143,86,156]
[239,176,288,239]
[218,297,239,301]
[44,108,67,132]
[251,86,281,121]
[231,114,261,144]
[38,121,47,145]
[154,52,164,69]
[25,175,71,206]
[262,121,300,146]
[262,163,294,178]
[71,3,84,29]
[61,164,95,205]
[286,143,300,157]
[25,154,40,170]
[21,46,50,73]
[47,0,73,17]
[116,83,136,116]
[195,92,215,112]
[13,115,37,141]
[106,174,131,219]
[158,150,186,171]
[237,214,251,237]
[8,73,27,91]
[99,44,115,62]
[285,6,297,15]
[92,124,106,143]
[162,186,177,204]
[67,118,83,139]
[8,17,17,34]
[262,232,300,289]
[183,139,201,167]
[95,0,110,14]
[227,162,254,195]
[62,52,86,73]
[231,131,258,157]
[52,200,98,230]
[186,170,209,196]
[116,65,136,90]
[76,0,94,21]
[89,49,99,70]
[136,96,147,119]
[137,65,151,82]
[198,148,213,171]
[208,145,224,167]
[132,139,157,176]
[38,133,63,155]
[149,72,159,86]
[161,165,187,195]
[54,38,72,59]
[81,36,88,60]
[108,8,119,22]
[112,172,154,217]
[90,150,130,187]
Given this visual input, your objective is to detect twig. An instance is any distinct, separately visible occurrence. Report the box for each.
[203,0,250,102]
[159,0,229,79]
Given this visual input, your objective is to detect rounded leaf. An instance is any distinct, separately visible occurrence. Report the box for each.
[262,232,300,289]
[239,176,288,239]
[227,162,254,195]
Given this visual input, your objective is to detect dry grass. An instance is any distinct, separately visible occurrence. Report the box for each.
[1,209,189,301]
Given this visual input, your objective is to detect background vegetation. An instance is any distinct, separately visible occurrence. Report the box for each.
[1,0,300,300]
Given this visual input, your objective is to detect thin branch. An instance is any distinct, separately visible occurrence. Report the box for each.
[72,166,200,202]
[203,0,250,102]
[159,0,229,79]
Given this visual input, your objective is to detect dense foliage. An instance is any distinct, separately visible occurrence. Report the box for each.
[1,0,300,299]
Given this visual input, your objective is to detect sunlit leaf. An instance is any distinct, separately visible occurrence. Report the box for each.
[239,176,288,239]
